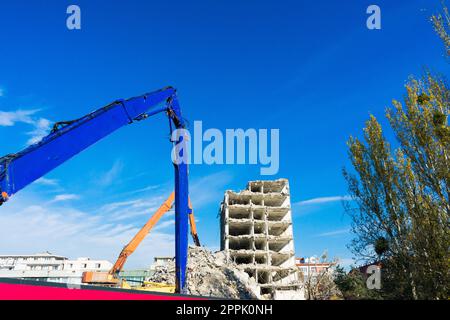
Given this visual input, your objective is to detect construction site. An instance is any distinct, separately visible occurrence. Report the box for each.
[0,87,305,300]
[143,179,303,299]
[1,1,447,305]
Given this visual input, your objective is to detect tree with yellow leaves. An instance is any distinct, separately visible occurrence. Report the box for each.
[343,7,450,300]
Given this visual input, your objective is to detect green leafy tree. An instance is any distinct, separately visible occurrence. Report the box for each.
[432,3,450,56]
[343,7,450,300]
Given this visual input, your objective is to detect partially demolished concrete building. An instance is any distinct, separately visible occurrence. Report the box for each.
[220,179,303,299]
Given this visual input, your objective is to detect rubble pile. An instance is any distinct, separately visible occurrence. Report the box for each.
[147,246,260,299]
[148,264,175,285]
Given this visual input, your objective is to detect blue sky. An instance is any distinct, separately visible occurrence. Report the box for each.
[0,0,448,269]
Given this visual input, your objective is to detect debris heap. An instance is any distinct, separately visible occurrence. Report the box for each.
[149,263,175,285]
[147,246,260,299]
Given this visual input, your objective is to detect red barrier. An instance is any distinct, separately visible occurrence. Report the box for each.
[0,281,202,300]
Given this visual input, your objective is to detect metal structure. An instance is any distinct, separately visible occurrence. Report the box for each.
[0,87,190,293]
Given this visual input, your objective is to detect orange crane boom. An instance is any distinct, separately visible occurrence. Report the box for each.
[110,192,175,275]
[82,192,200,285]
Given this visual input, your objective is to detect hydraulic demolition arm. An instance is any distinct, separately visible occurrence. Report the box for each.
[0,87,190,293]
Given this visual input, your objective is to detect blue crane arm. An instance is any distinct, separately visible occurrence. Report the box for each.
[0,86,190,293]
[0,86,177,197]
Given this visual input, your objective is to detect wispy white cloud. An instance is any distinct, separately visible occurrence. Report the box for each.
[0,109,37,126]
[316,228,351,237]
[0,109,51,145]
[26,118,51,145]
[51,194,80,202]
[295,195,352,206]
[101,196,165,213]
[96,160,124,187]
[121,184,161,196]
[34,177,59,187]
[101,199,144,212]
[109,198,169,222]
[96,183,170,222]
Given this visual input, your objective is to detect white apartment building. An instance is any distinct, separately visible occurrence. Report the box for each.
[150,256,174,270]
[296,256,334,280]
[0,252,112,284]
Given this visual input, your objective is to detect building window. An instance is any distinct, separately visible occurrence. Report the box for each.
[82,264,87,268]
[95,263,101,269]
